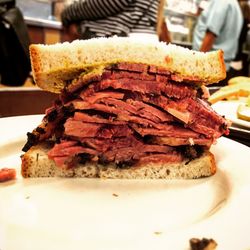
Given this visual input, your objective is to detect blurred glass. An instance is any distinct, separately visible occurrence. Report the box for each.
[16,0,70,21]
[47,0,65,21]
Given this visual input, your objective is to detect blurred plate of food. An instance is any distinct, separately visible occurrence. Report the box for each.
[209,76,250,129]
[212,99,250,129]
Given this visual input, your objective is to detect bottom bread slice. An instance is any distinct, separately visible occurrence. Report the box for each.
[21,143,216,179]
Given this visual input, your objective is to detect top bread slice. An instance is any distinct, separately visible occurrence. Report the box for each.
[30,37,226,93]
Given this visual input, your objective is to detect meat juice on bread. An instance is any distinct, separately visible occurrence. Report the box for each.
[21,37,229,179]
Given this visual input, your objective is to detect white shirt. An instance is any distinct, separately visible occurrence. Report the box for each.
[192,0,243,70]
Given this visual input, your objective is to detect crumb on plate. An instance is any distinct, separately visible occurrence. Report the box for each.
[190,237,217,250]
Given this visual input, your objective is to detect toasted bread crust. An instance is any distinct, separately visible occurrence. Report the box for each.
[30,37,226,93]
[21,143,216,179]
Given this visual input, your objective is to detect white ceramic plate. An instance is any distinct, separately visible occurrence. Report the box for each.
[212,100,250,129]
[1,115,250,250]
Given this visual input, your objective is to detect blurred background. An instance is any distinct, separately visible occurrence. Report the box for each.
[13,0,250,49]
[1,0,250,143]
[15,0,205,46]
[0,0,249,83]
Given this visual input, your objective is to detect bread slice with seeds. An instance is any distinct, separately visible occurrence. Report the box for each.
[30,37,226,93]
[21,143,216,179]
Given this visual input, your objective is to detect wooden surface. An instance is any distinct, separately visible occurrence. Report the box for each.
[27,25,44,44]
[0,86,58,117]
[27,24,63,44]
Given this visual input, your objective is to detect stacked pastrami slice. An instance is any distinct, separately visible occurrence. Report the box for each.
[23,63,229,168]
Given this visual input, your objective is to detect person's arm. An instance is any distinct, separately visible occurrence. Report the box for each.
[199,30,216,52]
[63,23,79,42]
[159,19,171,43]
[198,1,229,52]
[196,7,203,16]
[61,0,133,27]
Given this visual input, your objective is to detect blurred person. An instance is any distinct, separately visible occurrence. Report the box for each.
[61,0,163,42]
[158,18,171,43]
[157,0,171,43]
[194,0,210,15]
[0,0,30,86]
[192,0,243,85]
[230,0,250,76]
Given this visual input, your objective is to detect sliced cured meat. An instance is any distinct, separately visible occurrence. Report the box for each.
[48,142,97,158]
[97,78,196,99]
[138,153,183,165]
[126,99,173,122]
[23,62,230,169]
[110,70,156,81]
[67,74,103,93]
[80,91,124,103]
[99,78,163,95]
[148,65,171,75]
[81,136,140,152]
[131,123,200,138]
[64,119,102,138]
[98,124,133,138]
[170,98,229,138]
[93,97,174,123]
[100,141,175,164]
[0,168,16,182]
[112,62,148,72]
[151,136,213,147]
[73,101,128,115]
[141,95,228,138]
[74,112,125,125]
[73,99,172,127]
[48,140,98,167]
[100,98,138,114]
[65,119,132,139]
[117,113,157,128]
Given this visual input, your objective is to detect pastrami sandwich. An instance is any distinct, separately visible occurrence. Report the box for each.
[21,37,229,179]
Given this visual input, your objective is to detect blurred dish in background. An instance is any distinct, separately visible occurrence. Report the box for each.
[212,99,250,147]
[209,76,250,124]
[209,76,250,104]
[210,76,250,147]
[237,97,250,122]
[212,99,250,129]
